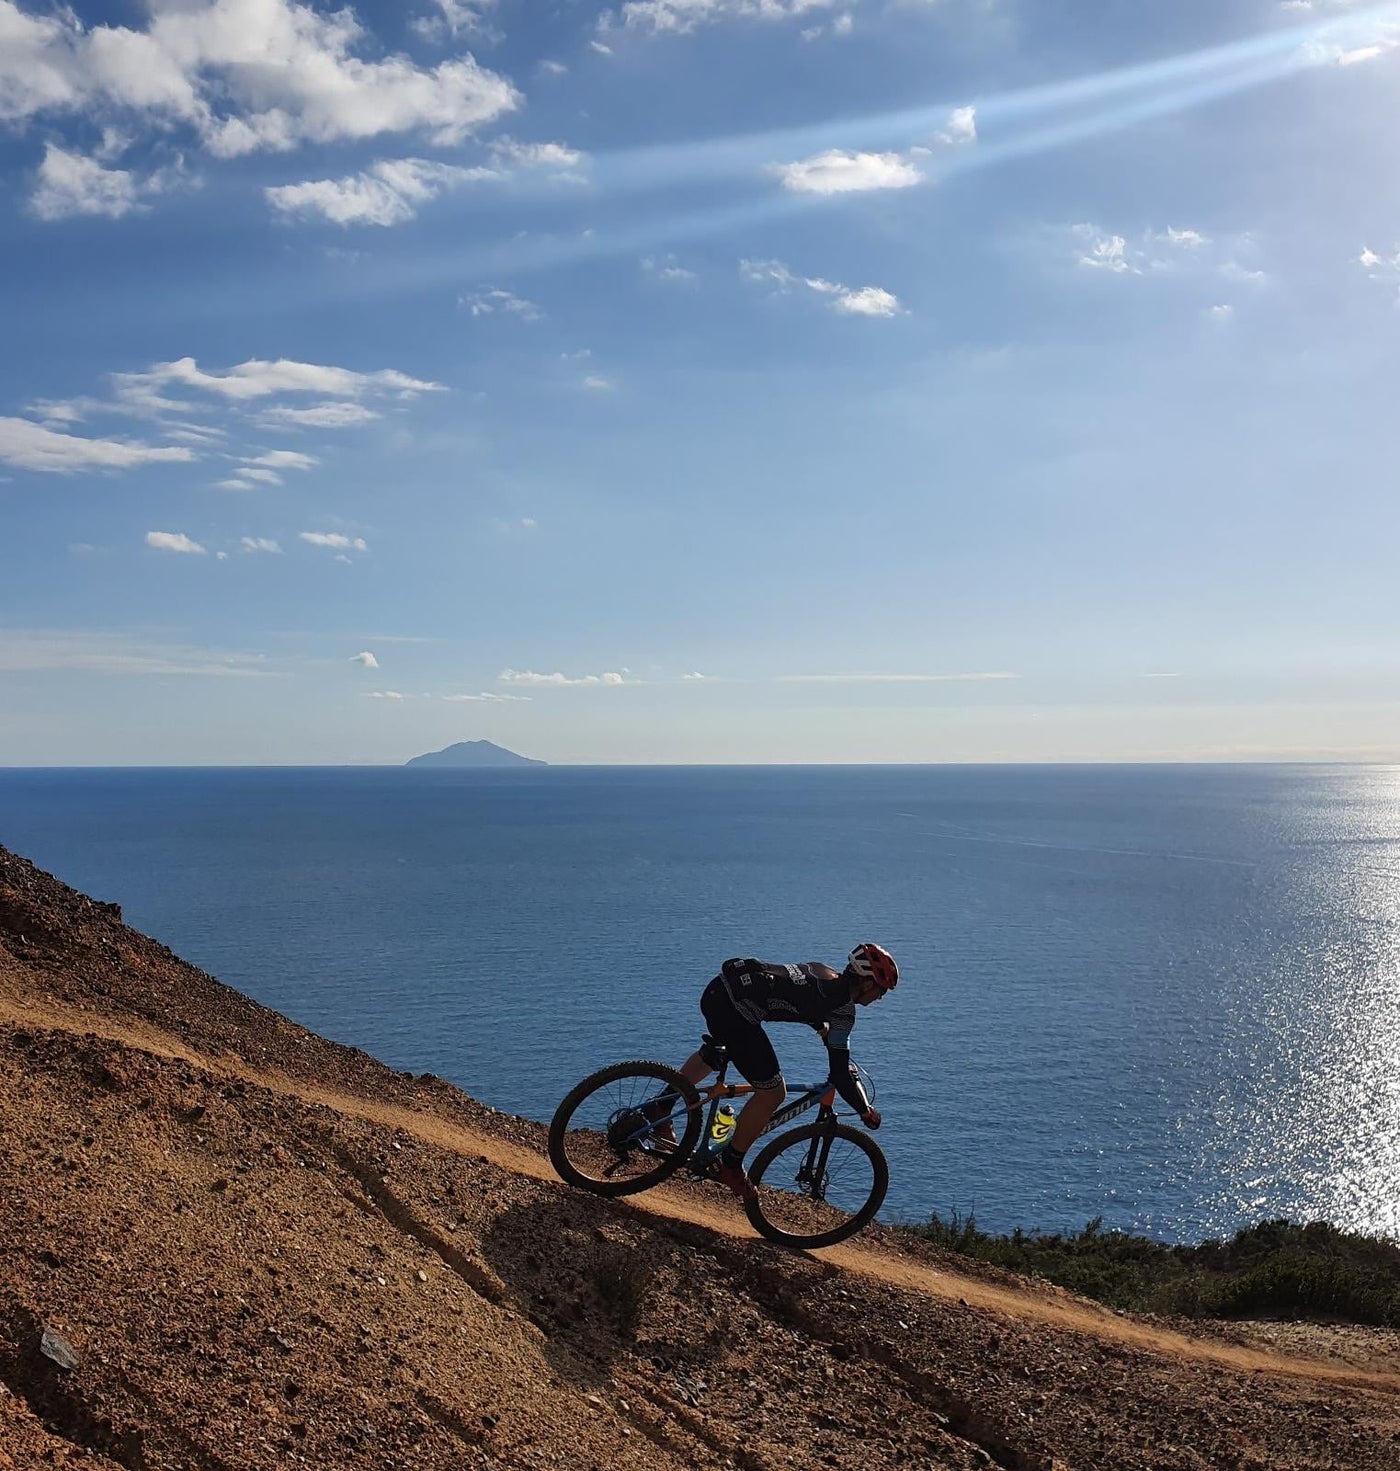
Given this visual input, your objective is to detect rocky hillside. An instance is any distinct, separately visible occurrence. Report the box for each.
[2,842,1399,1471]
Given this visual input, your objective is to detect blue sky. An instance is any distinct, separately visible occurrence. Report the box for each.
[3,0,1400,764]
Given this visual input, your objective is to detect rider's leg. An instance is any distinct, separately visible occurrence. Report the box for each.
[731,1076,785,1153]
[678,1051,713,1086]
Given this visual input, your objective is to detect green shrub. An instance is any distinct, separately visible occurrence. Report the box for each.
[905,1214,1400,1327]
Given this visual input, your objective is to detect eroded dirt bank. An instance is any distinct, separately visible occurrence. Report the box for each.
[2,842,1399,1471]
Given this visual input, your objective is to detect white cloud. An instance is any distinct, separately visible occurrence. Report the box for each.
[0,628,272,676]
[0,416,195,473]
[773,149,921,195]
[145,530,206,554]
[488,137,586,170]
[266,158,497,226]
[582,375,614,390]
[1358,243,1400,294]
[244,450,318,471]
[300,531,368,550]
[29,144,144,221]
[499,668,627,686]
[740,258,903,318]
[609,0,849,36]
[829,285,901,317]
[538,60,568,76]
[233,467,282,485]
[442,691,531,701]
[1069,223,1265,284]
[240,536,282,553]
[364,689,406,699]
[114,357,442,411]
[462,287,541,318]
[0,0,519,165]
[411,0,496,41]
[773,109,973,195]
[258,401,381,428]
[1076,229,1132,273]
[682,671,707,680]
[351,650,379,668]
[937,104,977,146]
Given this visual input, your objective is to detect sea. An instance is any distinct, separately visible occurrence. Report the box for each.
[2,763,1398,1244]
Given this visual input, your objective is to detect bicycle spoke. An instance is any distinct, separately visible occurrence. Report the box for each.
[549,1062,703,1197]
[747,1122,887,1248]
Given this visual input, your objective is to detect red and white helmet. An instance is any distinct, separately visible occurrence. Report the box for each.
[847,942,899,992]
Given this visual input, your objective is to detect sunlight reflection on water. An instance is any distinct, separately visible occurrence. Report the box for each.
[1184,766,1400,1237]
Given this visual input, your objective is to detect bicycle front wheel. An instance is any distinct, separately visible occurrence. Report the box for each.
[746,1121,888,1248]
[548,1061,703,1197]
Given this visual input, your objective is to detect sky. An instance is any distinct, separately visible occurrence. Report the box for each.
[2,0,1400,765]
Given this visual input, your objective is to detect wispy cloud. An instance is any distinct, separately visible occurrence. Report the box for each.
[216,447,321,490]
[266,159,499,226]
[740,259,903,317]
[1068,223,1267,285]
[442,691,532,701]
[641,254,698,283]
[488,137,587,170]
[607,0,853,36]
[461,288,542,318]
[411,0,498,43]
[776,672,1019,683]
[351,650,379,668]
[499,668,628,685]
[257,402,381,429]
[1358,243,1400,298]
[0,629,274,677]
[0,417,194,474]
[300,531,368,551]
[240,537,282,554]
[111,357,442,416]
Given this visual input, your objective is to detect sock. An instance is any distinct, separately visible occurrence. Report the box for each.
[720,1144,746,1170]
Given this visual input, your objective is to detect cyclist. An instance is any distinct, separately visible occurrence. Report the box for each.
[654,943,898,1206]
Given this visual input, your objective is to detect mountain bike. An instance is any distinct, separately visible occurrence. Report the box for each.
[548,1035,888,1249]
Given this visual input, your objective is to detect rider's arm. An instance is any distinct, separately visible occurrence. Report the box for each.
[823,1017,875,1116]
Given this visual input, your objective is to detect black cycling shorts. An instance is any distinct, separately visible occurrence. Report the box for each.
[700,976,782,1090]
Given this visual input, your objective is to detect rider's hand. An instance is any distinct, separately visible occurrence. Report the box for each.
[861,1108,882,1130]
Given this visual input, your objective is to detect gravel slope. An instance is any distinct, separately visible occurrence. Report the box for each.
[3,842,1400,1471]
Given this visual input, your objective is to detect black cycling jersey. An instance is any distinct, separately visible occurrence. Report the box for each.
[709,957,867,1110]
[717,957,857,1038]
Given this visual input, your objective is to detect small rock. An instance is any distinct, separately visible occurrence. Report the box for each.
[39,1327,79,1372]
[586,1394,604,1410]
[417,1270,428,1283]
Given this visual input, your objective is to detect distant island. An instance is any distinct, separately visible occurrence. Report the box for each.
[404,740,547,768]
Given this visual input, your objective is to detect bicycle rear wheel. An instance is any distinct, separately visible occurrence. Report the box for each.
[548,1061,703,1197]
[745,1121,887,1248]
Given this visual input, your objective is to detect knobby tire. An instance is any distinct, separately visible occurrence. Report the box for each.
[745,1121,888,1249]
[548,1060,703,1197]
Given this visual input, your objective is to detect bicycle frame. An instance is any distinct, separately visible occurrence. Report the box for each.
[628,1057,843,1169]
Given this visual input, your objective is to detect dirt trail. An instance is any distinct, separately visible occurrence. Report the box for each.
[5,984,1397,1397]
